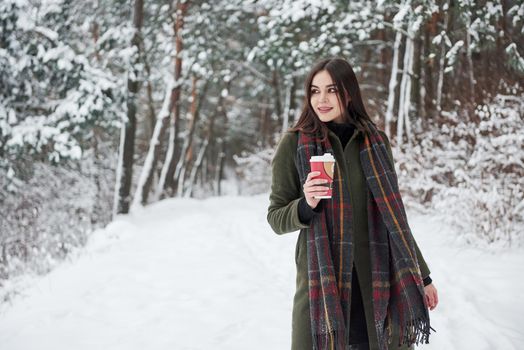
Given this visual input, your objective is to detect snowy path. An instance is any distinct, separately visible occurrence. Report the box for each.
[0,194,523,350]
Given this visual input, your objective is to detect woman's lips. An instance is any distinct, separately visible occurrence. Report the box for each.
[317,107,333,113]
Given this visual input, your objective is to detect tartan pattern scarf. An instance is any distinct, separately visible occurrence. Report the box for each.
[294,122,432,350]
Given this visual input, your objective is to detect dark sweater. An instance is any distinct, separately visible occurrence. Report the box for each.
[296,121,431,344]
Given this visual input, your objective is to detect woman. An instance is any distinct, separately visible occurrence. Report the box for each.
[267,57,438,350]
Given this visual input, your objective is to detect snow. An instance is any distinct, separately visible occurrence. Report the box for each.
[445,40,464,67]
[33,26,59,42]
[1,194,523,349]
[505,43,524,73]
[393,3,410,27]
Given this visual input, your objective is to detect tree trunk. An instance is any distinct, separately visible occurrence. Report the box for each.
[175,77,209,196]
[397,28,415,148]
[281,79,293,134]
[114,0,143,215]
[379,14,390,89]
[155,116,176,201]
[360,45,373,82]
[131,81,173,209]
[465,13,475,106]
[201,153,207,188]
[498,0,509,50]
[91,126,103,225]
[385,29,403,138]
[90,20,101,62]
[214,93,230,196]
[436,0,450,115]
[405,34,414,142]
[185,105,217,197]
[272,69,282,131]
[259,97,269,147]
[144,59,157,138]
[413,34,423,129]
[397,35,408,147]
[424,10,439,117]
[184,138,208,198]
[436,32,446,114]
[215,138,226,196]
[184,73,232,197]
[289,76,298,125]
[161,1,189,196]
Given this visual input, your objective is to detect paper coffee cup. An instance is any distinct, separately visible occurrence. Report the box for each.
[310,153,335,199]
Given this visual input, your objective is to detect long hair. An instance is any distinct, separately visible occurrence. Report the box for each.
[289,57,375,141]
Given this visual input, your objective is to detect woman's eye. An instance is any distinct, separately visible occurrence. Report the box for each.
[310,88,336,94]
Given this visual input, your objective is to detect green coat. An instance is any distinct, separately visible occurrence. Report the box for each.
[267,128,431,350]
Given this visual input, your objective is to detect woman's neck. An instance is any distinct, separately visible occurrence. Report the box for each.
[326,120,351,127]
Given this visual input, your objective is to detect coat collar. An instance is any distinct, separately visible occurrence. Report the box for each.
[326,125,361,146]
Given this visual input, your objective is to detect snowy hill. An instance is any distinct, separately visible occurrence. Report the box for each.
[0,194,523,350]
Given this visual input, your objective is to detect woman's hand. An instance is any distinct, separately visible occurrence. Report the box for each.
[303,171,329,209]
[424,283,439,310]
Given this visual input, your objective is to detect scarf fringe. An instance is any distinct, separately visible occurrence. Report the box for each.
[312,329,345,350]
[398,315,436,348]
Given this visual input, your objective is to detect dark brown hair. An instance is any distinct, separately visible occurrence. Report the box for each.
[289,57,375,140]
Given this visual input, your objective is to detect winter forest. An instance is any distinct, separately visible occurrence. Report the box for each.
[0,0,523,348]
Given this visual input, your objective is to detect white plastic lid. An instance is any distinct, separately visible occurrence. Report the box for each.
[310,153,335,162]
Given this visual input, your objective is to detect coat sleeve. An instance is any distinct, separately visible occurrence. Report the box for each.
[267,132,311,235]
[379,131,431,280]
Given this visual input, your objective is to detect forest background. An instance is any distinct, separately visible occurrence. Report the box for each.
[1,0,523,293]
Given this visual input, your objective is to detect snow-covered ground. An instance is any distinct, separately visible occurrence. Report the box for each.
[0,194,523,350]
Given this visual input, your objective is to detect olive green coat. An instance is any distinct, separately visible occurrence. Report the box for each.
[267,128,431,350]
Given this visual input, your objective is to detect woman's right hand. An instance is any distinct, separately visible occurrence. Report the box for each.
[303,171,329,209]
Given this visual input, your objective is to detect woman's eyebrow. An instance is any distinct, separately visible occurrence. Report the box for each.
[311,84,337,88]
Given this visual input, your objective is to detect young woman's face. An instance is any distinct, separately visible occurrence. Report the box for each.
[310,70,346,124]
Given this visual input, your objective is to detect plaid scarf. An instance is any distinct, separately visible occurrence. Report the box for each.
[295,122,433,350]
